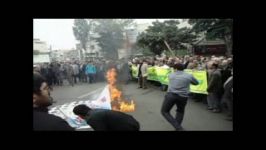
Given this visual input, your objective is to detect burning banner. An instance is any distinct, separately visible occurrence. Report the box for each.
[106,68,135,112]
[48,85,112,129]
[90,85,112,110]
[49,68,135,129]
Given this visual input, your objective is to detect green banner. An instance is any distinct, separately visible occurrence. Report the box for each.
[131,65,208,94]
[147,67,158,81]
[162,68,174,85]
[156,67,172,85]
[131,65,138,78]
[184,69,208,94]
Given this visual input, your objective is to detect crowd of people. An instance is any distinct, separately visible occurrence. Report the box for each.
[129,54,233,121]
[33,54,233,131]
[33,54,233,120]
[33,59,132,89]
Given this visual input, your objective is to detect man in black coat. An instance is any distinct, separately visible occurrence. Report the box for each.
[73,104,140,131]
[207,63,223,113]
[222,69,233,121]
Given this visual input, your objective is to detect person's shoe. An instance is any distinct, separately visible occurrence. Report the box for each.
[202,100,207,104]
[212,109,221,113]
[176,126,185,131]
[225,117,233,121]
[207,107,213,110]
[138,87,142,89]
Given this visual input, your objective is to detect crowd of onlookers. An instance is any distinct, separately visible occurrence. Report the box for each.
[128,54,233,121]
[33,58,132,88]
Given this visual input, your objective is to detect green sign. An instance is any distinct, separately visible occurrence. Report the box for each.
[131,65,208,94]
[131,65,138,78]
[147,67,157,81]
[184,69,208,94]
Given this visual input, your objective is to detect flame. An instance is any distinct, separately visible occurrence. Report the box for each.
[106,68,135,112]
[120,100,135,112]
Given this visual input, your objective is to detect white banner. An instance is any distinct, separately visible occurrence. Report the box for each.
[90,85,111,110]
[49,85,111,129]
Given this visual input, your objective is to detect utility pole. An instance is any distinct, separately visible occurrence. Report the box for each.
[163,40,175,56]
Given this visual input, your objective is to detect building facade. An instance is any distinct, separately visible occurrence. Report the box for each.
[33,39,49,53]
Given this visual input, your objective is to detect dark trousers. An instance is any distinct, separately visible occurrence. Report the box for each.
[138,76,142,87]
[138,76,147,88]
[142,76,147,88]
[46,75,53,87]
[207,92,221,110]
[226,98,233,117]
[67,75,74,86]
[88,73,95,83]
[52,75,57,86]
[161,92,188,130]
[72,74,78,84]
[81,72,87,82]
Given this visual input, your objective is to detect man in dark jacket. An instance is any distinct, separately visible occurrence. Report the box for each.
[73,104,140,131]
[207,63,223,113]
[222,69,233,121]
[161,63,199,131]
[33,72,74,131]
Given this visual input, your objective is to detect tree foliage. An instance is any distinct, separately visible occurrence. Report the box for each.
[188,19,233,55]
[91,19,134,59]
[137,20,197,55]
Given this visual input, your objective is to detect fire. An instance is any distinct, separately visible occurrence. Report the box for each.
[106,68,135,112]
[120,101,135,112]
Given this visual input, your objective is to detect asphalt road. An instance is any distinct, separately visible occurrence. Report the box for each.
[50,80,233,131]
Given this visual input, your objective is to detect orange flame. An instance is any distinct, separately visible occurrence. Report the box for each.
[106,68,135,112]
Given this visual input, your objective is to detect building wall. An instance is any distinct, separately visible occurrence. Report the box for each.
[126,29,138,44]
[33,39,49,53]
[76,33,103,61]
[194,44,226,55]
[50,50,64,62]
[65,50,79,61]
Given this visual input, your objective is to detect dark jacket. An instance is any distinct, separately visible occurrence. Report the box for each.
[183,61,189,69]
[207,69,223,95]
[33,107,74,131]
[221,67,232,85]
[222,76,233,101]
[84,109,140,131]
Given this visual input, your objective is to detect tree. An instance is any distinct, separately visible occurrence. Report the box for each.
[73,19,91,60]
[188,19,233,55]
[137,20,198,55]
[91,19,135,60]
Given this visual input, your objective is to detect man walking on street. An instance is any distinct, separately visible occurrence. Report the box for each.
[161,63,199,131]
